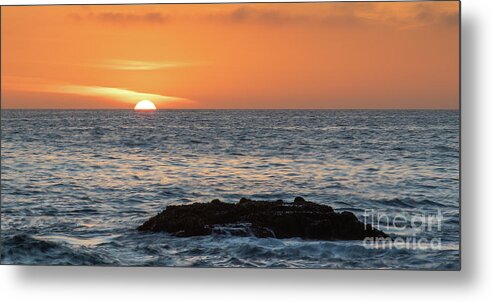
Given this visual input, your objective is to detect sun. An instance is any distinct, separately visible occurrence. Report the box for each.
[134,100,157,111]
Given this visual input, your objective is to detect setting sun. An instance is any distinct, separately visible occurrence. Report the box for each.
[134,100,157,111]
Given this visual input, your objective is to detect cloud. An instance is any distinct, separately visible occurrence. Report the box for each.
[56,84,185,105]
[412,2,459,27]
[346,2,459,29]
[100,59,205,71]
[204,3,459,29]
[69,11,168,25]
[212,6,307,25]
[2,76,188,105]
[67,3,458,30]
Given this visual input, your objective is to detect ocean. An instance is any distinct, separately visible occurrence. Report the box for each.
[0,110,460,269]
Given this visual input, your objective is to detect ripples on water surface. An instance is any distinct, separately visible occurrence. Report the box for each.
[1,110,459,269]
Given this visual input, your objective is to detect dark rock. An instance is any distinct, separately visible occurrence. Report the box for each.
[137,198,388,240]
[211,199,222,205]
[294,196,306,203]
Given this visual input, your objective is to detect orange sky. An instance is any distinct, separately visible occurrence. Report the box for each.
[1,2,459,109]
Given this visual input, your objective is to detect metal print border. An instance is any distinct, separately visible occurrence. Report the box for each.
[0,0,462,270]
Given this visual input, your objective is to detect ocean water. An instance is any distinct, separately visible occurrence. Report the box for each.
[1,110,459,269]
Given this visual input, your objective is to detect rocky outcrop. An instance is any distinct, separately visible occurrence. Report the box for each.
[137,197,388,240]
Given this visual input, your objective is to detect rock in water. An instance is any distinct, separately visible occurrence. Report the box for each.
[137,198,388,240]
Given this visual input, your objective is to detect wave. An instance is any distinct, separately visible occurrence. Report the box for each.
[0,228,460,269]
[1,233,115,265]
[138,234,459,269]
[368,197,450,209]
